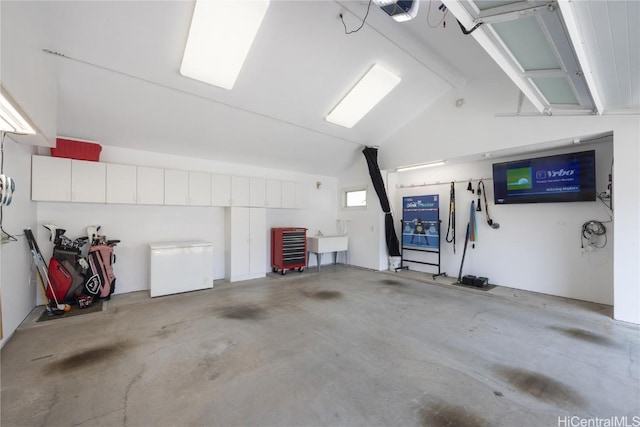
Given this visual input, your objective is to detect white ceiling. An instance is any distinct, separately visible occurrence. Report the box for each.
[13,0,639,176]
[43,0,462,176]
[571,0,640,111]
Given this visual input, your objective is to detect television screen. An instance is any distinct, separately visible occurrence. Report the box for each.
[493,150,596,204]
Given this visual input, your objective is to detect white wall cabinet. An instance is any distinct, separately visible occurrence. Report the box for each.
[71,160,106,203]
[137,166,164,205]
[211,174,231,206]
[32,155,302,211]
[164,169,189,205]
[295,182,308,209]
[265,179,282,208]
[106,163,137,204]
[189,172,211,206]
[231,176,250,206]
[31,155,71,201]
[225,207,266,282]
[281,181,296,209]
[31,156,106,203]
[250,177,265,207]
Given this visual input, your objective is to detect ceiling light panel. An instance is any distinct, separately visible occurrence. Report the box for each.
[0,87,36,135]
[397,161,446,172]
[326,64,401,129]
[180,0,270,90]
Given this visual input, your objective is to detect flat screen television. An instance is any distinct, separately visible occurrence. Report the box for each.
[493,150,596,204]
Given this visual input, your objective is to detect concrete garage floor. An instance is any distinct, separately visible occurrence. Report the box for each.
[2,266,639,427]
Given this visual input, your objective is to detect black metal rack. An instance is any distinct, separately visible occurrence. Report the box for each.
[396,218,446,280]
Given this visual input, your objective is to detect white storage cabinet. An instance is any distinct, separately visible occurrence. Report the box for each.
[106,163,137,204]
[211,174,231,206]
[225,207,266,282]
[31,155,71,201]
[137,166,164,205]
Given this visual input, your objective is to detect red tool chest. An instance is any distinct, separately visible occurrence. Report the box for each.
[271,228,307,275]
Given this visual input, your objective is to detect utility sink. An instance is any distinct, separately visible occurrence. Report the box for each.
[307,235,348,253]
[307,235,348,271]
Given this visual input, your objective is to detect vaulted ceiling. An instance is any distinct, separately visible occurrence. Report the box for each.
[3,1,638,176]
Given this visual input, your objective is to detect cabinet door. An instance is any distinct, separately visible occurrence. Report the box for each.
[211,174,231,206]
[231,176,250,206]
[31,155,71,201]
[164,169,189,205]
[249,177,265,207]
[249,208,266,274]
[295,182,308,209]
[72,160,106,203]
[265,179,282,208]
[229,207,250,277]
[281,181,296,209]
[137,166,164,205]
[106,163,137,204]
[189,171,211,206]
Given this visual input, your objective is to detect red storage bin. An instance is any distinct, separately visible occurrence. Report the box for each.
[51,138,102,162]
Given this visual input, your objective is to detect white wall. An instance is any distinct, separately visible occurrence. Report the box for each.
[1,0,57,147]
[378,79,639,324]
[35,145,339,296]
[0,137,38,348]
[336,157,388,271]
[388,141,614,305]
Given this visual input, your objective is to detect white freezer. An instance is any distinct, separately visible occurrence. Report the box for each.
[149,240,214,297]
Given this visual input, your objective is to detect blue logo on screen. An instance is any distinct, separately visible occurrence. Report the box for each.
[547,168,575,177]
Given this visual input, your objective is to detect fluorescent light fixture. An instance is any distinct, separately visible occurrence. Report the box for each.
[180,0,270,90]
[0,86,35,135]
[326,64,401,128]
[396,161,445,172]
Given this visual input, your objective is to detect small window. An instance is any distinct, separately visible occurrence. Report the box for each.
[345,189,367,208]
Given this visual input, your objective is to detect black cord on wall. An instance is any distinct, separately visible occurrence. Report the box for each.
[340,0,373,34]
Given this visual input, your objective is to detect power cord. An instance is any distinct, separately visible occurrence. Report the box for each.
[340,0,373,34]
[427,0,448,28]
[580,220,608,251]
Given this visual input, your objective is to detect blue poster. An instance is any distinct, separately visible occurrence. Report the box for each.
[402,195,439,249]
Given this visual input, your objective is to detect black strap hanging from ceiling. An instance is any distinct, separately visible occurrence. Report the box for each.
[445,181,456,253]
[362,147,401,257]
